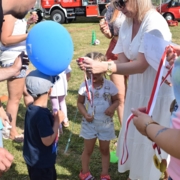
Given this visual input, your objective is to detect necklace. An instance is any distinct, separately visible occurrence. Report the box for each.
[94,78,104,90]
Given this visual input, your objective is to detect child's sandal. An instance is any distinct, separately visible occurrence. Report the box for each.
[100,174,111,180]
[79,171,95,180]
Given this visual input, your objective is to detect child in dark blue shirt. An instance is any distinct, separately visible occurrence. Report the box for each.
[23,70,64,180]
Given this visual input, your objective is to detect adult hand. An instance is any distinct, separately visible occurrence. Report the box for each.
[166,45,180,67]
[99,20,110,35]
[131,107,153,136]
[76,57,106,74]
[0,107,10,127]
[0,148,13,176]
[12,51,29,76]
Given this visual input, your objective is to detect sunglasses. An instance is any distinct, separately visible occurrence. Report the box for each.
[113,0,128,10]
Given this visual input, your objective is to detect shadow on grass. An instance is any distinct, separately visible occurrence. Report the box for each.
[71,16,100,24]
[5,100,129,180]
[57,127,129,179]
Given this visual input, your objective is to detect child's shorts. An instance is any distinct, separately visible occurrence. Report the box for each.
[0,50,28,78]
[80,118,116,141]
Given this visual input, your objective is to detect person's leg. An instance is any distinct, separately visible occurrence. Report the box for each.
[27,165,56,180]
[99,140,110,176]
[23,69,33,107]
[7,78,25,140]
[23,85,34,107]
[58,95,69,126]
[110,74,126,125]
[50,96,63,133]
[81,138,96,174]
[52,165,57,180]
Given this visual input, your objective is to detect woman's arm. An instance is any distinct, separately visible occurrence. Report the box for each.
[99,4,113,39]
[1,15,27,46]
[132,108,180,159]
[112,52,149,75]
[81,52,149,75]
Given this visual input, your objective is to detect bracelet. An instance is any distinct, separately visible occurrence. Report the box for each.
[145,121,159,141]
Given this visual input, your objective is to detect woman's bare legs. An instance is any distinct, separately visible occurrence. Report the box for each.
[7,78,25,139]
[110,74,126,126]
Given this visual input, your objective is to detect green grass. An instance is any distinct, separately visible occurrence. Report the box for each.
[1,16,180,180]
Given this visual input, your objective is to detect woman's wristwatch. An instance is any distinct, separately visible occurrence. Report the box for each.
[106,62,112,76]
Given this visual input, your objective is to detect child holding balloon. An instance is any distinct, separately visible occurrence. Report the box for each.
[50,65,71,134]
[77,52,119,180]
[23,70,64,180]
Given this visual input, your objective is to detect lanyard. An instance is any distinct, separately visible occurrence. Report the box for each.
[78,58,94,107]
[120,46,173,165]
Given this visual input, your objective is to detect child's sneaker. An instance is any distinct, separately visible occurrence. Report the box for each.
[100,174,111,180]
[79,171,95,180]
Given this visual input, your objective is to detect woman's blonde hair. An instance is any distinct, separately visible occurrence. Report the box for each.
[85,52,107,62]
[110,9,120,23]
[108,2,120,23]
[130,0,153,22]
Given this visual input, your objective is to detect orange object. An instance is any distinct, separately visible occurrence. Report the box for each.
[0,95,8,102]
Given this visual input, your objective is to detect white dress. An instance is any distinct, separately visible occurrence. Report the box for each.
[50,65,72,96]
[113,10,174,180]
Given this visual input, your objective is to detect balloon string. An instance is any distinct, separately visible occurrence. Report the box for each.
[64,108,78,154]
[55,76,60,111]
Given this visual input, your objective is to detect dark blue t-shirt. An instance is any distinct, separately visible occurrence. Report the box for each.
[23,104,57,168]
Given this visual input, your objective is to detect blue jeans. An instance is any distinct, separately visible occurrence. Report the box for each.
[168,177,173,180]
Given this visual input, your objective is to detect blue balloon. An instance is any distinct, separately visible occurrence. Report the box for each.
[26,21,74,76]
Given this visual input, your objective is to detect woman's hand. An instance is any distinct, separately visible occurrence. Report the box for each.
[76,57,107,74]
[0,107,10,127]
[131,107,153,136]
[99,19,111,38]
[166,45,180,67]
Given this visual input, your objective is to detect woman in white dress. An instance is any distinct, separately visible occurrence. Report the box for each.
[77,0,174,179]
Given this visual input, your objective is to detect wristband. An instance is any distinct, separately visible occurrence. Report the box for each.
[145,121,159,141]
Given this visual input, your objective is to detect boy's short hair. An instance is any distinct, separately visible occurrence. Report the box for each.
[26,70,53,98]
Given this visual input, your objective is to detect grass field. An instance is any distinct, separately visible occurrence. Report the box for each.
[0,16,180,180]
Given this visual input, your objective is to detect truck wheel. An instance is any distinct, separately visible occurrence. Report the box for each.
[164,13,174,21]
[50,10,65,24]
[100,8,107,16]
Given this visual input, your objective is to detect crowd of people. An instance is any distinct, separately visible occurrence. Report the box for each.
[0,0,180,180]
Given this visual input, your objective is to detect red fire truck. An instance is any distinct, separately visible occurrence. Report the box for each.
[156,0,180,21]
[35,0,109,24]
